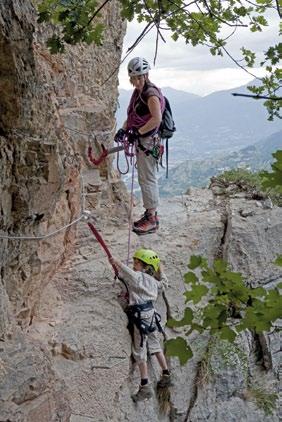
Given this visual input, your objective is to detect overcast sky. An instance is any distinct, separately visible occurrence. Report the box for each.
[118,9,280,96]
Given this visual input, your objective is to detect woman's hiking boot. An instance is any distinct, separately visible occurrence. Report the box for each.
[157,373,173,388]
[132,383,153,402]
[133,211,159,235]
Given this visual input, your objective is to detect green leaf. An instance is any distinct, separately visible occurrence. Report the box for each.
[46,35,65,54]
[190,323,204,333]
[165,337,193,365]
[214,259,228,274]
[185,284,209,304]
[224,271,243,284]
[166,307,193,328]
[37,10,51,23]
[202,268,219,284]
[219,326,237,342]
[203,303,227,328]
[188,255,202,269]
[251,287,266,298]
[184,271,198,284]
[274,255,282,267]
[260,150,282,191]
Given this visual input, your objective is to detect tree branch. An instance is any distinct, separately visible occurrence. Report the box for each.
[101,21,156,85]
[144,0,166,43]
[154,23,160,65]
[200,0,247,27]
[245,0,277,12]
[167,0,260,80]
[232,93,282,101]
[126,21,155,53]
[275,0,282,17]
[86,0,112,27]
[71,0,112,38]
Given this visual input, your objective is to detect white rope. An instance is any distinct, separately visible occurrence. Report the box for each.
[80,172,86,213]
[64,124,115,137]
[0,214,86,241]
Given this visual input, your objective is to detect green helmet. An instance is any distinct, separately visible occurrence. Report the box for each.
[133,248,160,272]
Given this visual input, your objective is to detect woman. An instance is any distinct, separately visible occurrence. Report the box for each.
[115,57,165,235]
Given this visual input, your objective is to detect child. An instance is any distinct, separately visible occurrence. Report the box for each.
[110,248,172,402]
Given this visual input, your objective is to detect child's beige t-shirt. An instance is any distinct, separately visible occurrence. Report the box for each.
[118,262,168,306]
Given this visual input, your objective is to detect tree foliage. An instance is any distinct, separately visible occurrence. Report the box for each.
[37,0,281,117]
[37,0,106,53]
[165,255,282,365]
[260,149,282,193]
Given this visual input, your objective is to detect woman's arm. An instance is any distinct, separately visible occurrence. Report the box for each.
[138,96,162,135]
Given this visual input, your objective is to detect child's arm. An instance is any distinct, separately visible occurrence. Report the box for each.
[109,257,138,285]
[158,268,169,291]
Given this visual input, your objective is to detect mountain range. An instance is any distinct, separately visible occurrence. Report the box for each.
[158,130,282,197]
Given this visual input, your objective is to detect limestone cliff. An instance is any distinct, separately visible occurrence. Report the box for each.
[0,1,126,420]
[0,2,281,422]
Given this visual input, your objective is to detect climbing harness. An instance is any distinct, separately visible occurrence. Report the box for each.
[137,137,164,165]
[125,300,164,347]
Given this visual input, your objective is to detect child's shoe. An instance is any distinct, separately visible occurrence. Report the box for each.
[132,383,153,402]
[157,373,173,388]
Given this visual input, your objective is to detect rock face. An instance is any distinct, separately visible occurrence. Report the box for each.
[0,3,281,422]
[0,1,126,420]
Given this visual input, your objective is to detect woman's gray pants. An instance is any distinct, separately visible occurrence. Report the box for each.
[136,136,159,210]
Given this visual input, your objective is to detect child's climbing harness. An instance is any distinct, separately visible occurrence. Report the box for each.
[125,301,164,347]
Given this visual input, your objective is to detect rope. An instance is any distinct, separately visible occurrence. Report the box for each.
[0,215,85,241]
[86,218,129,299]
[116,143,130,175]
[126,155,136,265]
[64,125,115,137]
[87,218,119,278]
[116,135,135,175]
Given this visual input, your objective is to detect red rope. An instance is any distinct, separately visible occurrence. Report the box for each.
[87,221,119,278]
[88,145,108,165]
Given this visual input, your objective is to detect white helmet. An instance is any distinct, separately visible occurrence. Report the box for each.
[127,57,151,76]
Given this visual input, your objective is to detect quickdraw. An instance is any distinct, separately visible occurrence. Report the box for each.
[88,144,124,166]
[88,145,108,166]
